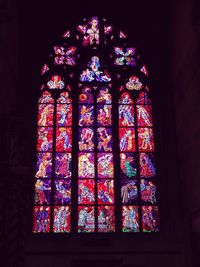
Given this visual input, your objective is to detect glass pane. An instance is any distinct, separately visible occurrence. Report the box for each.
[98,179,114,204]
[97,105,112,126]
[97,127,112,152]
[54,180,71,204]
[142,206,159,232]
[33,206,50,233]
[138,128,154,152]
[38,104,54,126]
[137,105,152,127]
[140,179,157,204]
[56,104,72,126]
[136,92,151,105]
[53,206,71,233]
[79,105,94,126]
[38,91,54,103]
[139,153,156,178]
[97,87,112,104]
[79,87,94,104]
[78,206,95,233]
[37,127,53,152]
[55,153,72,178]
[78,153,95,178]
[79,128,94,151]
[78,179,95,204]
[97,153,113,178]
[122,206,139,232]
[119,105,135,126]
[121,180,138,204]
[57,92,72,103]
[35,153,52,178]
[56,127,72,152]
[98,206,115,232]
[34,179,51,205]
[119,92,134,104]
[119,128,135,152]
[120,153,137,178]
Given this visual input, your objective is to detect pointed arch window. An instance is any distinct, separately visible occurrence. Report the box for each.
[33,17,159,233]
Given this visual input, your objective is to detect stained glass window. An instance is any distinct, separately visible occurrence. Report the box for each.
[33,17,159,233]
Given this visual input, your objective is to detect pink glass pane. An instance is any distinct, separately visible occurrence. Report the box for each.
[55,153,72,178]
[137,105,152,127]
[139,153,156,178]
[98,206,115,232]
[57,92,72,103]
[56,127,72,152]
[78,206,95,233]
[78,153,95,178]
[79,128,94,151]
[35,153,52,178]
[79,105,94,126]
[97,87,112,104]
[119,92,134,104]
[136,92,151,105]
[122,206,139,232]
[54,180,71,204]
[79,87,94,104]
[120,153,137,178]
[53,206,71,233]
[138,128,154,152]
[38,104,54,126]
[78,179,95,204]
[140,179,157,204]
[97,153,113,178]
[34,179,51,205]
[97,127,112,152]
[33,206,50,233]
[38,91,54,103]
[37,127,53,151]
[119,128,135,152]
[97,105,112,126]
[142,206,159,232]
[119,105,135,126]
[56,104,72,126]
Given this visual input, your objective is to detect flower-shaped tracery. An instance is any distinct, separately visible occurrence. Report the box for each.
[114,47,136,66]
[126,76,143,91]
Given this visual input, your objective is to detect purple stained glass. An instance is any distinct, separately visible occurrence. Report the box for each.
[57,92,72,103]
[97,127,112,152]
[38,104,54,126]
[35,153,52,178]
[142,206,159,232]
[79,87,94,104]
[139,153,156,178]
[121,180,138,204]
[54,180,71,204]
[79,128,94,151]
[97,87,112,104]
[79,105,94,126]
[119,105,135,126]
[55,153,72,178]
[33,206,50,233]
[34,179,51,205]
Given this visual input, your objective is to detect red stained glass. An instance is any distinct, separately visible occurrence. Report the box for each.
[79,128,94,151]
[78,153,95,178]
[37,127,53,151]
[54,180,71,204]
[47,75,65,89]
[35,153,52,178]
[138,128,154,151]
[33,206,50,233]
[53,206,71,233]
[142,206,159,232]
[119,128,135,152]
[137,105,152,127]
[98,179,114,204]
[140,179,157,204]
[56,104,72,126]
[38,91,54,103]
[79,87,94,104]
[79,105,94,126]
[97,153,113,178]
[55,153,72,178]
[38,104,54,126]
[120,153,137,178]
[97,105,112,126]
[126,76,142,91]
[122,206,139,232]
[97,87,112,104]
[78,206,95,233]
[119,92,134,104]
[57,92,72,103]
[34,179,51,205]
[139,153,156,178]
[98,206,115,232]
[119,105,135,126]
[136,92,151,105]
[56,127,72,152]
[78,179,95,204]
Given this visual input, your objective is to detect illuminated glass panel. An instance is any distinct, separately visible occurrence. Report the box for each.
[78,179,95,204]
[56,104,72,126]
[37,127,53,151]
[78,206,95,233]
[120,153,137,178]
[121,180,138,204]
[38,104,54,126]
[56,127,72,152]
[98,206,115,232]
[78,153,95,178]
[53,206,71,233]
[35,153,52,178]
[98,179,114,204]
[34,179,51,205]
[79,128,94,151]
[33,206,51,233]
[97,153,114,178]
[139,153,156,178]
[119,128,136,152]
[97,105,112,126]
[142,206,159,232]
[54,180,71,204]
[55,153,72,178]
[140,179,157,204]
[79,105,94,126]
[97,127,112,152]
[122,206,139,232]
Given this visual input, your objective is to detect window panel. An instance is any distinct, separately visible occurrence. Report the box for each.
[78,179,95,204]
[142,206,159,232]
[98,206,115,232]
[35,153,52,178]
[33,206,51,233]
[55,153,72,178]
[98,179,114,204]
[53,206,71,233]
[56,127,72,152]
[79,128,94,151]
[38,104,54,126]
[78,206,95,233]
[34,179,51,205]
[122,206,139,232]
[54,180,71,204]
[37,127,53,151]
